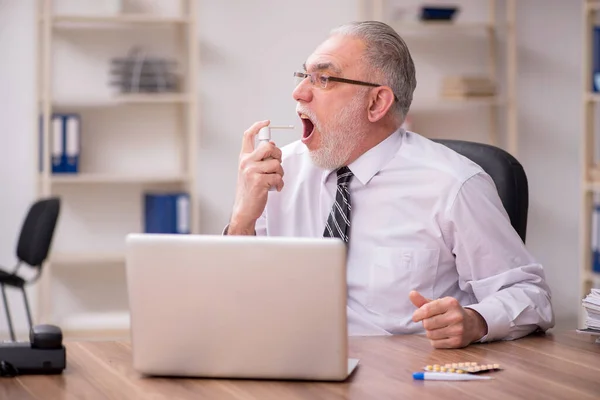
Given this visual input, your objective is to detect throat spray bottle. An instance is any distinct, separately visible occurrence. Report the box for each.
[257,124,294,190]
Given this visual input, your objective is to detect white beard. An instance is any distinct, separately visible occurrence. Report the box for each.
[307,96,367,170]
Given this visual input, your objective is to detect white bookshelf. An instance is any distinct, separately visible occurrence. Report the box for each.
[359,0,518,155]
[35,0,199,338]
[580,0,600,328]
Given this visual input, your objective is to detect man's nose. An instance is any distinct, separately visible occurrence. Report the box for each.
[292,78,313,103]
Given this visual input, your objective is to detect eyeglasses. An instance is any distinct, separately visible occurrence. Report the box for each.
[293,71,399,102]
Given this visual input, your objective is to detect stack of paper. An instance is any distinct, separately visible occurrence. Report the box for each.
[441,76,496,98]
[582,288,600,332]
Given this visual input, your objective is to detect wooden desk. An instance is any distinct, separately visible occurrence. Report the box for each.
[4,331,600,400]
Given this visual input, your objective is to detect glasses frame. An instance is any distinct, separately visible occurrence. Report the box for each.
[293,71,399,102]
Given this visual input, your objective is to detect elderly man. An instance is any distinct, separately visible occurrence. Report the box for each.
[226,20,554,348]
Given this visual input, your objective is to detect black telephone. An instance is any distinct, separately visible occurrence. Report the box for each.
[0,324,66,377]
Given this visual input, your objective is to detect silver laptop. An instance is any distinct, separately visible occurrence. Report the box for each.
[125,233,359,381]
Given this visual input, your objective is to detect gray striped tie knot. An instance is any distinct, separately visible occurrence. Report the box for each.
[336,166,353,186]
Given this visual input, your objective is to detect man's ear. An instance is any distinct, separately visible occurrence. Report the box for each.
[367,87,396,122]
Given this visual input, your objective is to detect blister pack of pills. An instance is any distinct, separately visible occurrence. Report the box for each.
[423,362,502,374]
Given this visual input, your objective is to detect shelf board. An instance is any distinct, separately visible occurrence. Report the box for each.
[586,182,600,192]
[590,167,600,182]
[440,95,500,104]
[586,93,600,102]
[51,252,125,266]
[586,1,600,12]
[585,168,600,191]
[411,96,502,110]
[47,14,190,26]
[393,21,494,33]
[113,93,190,104]
[47,173,189,184]
[45,93,191,108]
[584,270,600,285]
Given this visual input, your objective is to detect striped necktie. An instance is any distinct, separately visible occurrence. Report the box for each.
[323,166,354,243]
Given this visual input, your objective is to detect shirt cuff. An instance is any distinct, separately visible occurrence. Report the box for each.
[465,300,511,343]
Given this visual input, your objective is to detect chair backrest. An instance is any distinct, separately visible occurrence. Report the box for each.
[16,197,61,267]
[433,139,529,243]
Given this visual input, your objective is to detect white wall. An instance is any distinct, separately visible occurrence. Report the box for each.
[0,0,585,337]
[0,0,37,338]
[516,0,584,329]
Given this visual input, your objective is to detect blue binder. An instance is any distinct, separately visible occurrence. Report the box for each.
[593,26,600,92]
[38,113,81,174]
[594,203,600,274]
[63,114,81,174]
[144,192,190,234]
[39,114,64,173]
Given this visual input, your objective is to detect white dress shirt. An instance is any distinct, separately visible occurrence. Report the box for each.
[253,128,555,341]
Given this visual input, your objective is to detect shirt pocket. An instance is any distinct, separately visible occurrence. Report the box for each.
[365,247,439,318]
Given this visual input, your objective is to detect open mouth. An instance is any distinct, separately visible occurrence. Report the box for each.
[299,113,315,140]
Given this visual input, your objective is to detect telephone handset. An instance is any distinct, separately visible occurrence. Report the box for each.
[30,324,63,349]
[0,324,66,377]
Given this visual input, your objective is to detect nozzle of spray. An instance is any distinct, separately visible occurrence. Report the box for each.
[257,125,295,146]
[257,124,294,191]
[257,124,294,160]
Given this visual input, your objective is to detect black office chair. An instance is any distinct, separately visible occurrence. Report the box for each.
[0,197,60,341]
[433,139,529,244]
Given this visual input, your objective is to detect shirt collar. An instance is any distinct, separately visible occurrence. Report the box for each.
[321,127,404,186]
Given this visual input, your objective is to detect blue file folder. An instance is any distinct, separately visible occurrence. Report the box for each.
[63,114,81,174]
[144,192,190,234]
[51,114,65,173]
[38,113,81,174]
[593,26,600,92]
[594,203,600,274]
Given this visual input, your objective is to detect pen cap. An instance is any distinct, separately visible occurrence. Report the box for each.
[413,372,425,380]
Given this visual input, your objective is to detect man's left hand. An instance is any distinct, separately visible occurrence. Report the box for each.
[409,290,488,349]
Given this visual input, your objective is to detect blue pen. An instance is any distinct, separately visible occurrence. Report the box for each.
[413,372,492,381]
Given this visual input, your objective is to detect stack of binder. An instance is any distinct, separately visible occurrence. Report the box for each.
[39,113,81,174]
[144,192,190,234]
[441,76,496,99]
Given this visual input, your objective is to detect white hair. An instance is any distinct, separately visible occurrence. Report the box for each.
[330,21,417,123]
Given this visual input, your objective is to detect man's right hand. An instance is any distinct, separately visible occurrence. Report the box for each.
[228,120,284,235]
